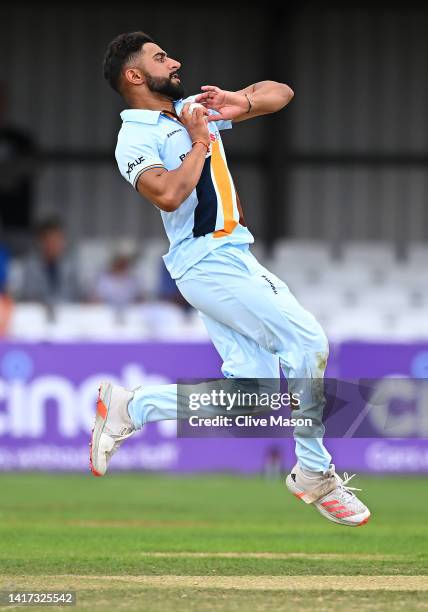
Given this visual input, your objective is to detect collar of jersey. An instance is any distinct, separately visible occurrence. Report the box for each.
[121,102,183,126]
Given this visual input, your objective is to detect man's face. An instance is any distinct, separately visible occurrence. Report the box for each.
[39,229,66,261]
[139,42,185,100]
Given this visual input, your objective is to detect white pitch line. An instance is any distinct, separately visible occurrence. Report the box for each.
[138,551,399,560]
[3,576,427,592]
[97,575,428,591]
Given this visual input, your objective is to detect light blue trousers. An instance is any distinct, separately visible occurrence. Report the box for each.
[129,243,332,472]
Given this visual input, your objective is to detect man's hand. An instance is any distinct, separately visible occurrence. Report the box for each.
[195,81,294,123]
[195,86,249,122]
[136,102,210,213]
[179,102,211,147]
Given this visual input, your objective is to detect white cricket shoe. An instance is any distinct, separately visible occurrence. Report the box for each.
[90,381,135,477]
[286,463,371,527]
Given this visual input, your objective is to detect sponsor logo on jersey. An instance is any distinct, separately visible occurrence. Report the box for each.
[262,274,278,294]
[126,156,146,178]
[167,129,183,138]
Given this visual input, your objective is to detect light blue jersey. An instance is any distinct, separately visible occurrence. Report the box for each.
[115,96,254,279]
[115,95,332,474]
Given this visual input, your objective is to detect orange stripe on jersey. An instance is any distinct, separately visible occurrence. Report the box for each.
[210,140,238,238]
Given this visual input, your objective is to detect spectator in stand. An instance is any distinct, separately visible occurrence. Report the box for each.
[94,248,141,309]
[19,218,80,305]
[0,82,36,244]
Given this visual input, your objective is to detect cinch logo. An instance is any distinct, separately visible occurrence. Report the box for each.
[167,129,183,138]
[209,133,216,142]
[0,354,174,439]
[126,155,146,178]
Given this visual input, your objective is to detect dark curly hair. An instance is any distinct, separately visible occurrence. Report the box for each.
[103,31,154,93]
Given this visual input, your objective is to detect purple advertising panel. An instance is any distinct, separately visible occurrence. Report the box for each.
[0,341,427,473]
[326,342,428,473]
[0,342,295,474]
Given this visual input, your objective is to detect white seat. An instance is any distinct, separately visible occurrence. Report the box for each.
[322,263,387,290]
[9,303,49,340]
[324,308,396,342]
[76,240,112,295]
[392,312,428,340]
[382,265,427,290]
[342,241,395,269]
[356,288,411,312]
[269,267,316,293]
[293,288,344,314]
[272,240,332,270]
[51,304,119,340]
[128,302,187,340]
[407,243,428,268]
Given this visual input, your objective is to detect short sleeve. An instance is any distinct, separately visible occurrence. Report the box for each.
[115,134,165,189]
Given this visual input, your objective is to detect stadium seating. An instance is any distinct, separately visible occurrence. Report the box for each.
[4,239,428,341]
[8,303,49,340]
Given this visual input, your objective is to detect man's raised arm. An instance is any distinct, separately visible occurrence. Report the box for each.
[195,81,294,124]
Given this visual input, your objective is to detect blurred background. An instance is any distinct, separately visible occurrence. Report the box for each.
[0,3,427,474]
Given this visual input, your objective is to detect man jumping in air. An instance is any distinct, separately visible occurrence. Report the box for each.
[90,31,370,527]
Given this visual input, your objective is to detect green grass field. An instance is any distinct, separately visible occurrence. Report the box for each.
[1,473,427,610]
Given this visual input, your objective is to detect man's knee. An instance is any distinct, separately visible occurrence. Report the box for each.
[315,325,329,356]
[307,321,329,375]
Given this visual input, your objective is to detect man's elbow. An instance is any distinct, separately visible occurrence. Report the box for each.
[159,182,193,212]
[136,185,182,212]
[157,192,183,212]
[269,84,293,113]
[281,83,294,104]
[267,83,294,114]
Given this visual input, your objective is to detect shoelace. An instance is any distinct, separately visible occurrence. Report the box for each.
[336,472,362,497]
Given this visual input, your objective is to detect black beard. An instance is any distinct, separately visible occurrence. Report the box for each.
[145,74,185,101]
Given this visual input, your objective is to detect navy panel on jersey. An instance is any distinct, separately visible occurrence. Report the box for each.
[193,156,218,237]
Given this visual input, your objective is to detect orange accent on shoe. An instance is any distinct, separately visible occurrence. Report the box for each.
[89,388,107,477]
[322,499,339,507]
[357,515,371,527]
[89,441,103,477]
[334,510,355,518]
[294,492,306,499]
[91,466,103,477]
[97,398,107,419]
